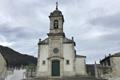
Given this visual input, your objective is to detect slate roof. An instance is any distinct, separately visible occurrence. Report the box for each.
[111,52,120,57]
[50,9,63,17]
[76,55,86,58]
[100,52,120,63]
[49,6,64,21]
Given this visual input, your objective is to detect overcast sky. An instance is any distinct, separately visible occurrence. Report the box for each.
[0,0,120,63]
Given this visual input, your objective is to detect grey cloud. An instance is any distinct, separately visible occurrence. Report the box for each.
[100,32,120,42]
[90,13,120,28]
[0,23,46,41]
[11,39,38,56]
[0,0,120,63]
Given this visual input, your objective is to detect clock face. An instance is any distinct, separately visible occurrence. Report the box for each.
[53,48,59,53]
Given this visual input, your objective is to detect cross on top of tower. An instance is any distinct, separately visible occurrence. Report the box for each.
[49,1,63,17]
[56,1,58,10]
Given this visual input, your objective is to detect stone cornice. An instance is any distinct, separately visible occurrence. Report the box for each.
[47,33,65,37]
[47,56,64,60]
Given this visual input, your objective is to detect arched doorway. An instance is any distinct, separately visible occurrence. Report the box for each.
[51,60,60,76]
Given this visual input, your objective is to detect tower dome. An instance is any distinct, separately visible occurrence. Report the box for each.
[50,9,63,17]
[49,2,64,20]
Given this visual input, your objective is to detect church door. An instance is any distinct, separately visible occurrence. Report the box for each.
[51,60,60,76]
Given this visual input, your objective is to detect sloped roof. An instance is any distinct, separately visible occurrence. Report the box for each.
[63,38,74,43]
[76,55,86,58]
[50,9,63,17]
[38,38,49,45]
[100,52,120,63]
[49,6,64,22]
[111,52,120,57]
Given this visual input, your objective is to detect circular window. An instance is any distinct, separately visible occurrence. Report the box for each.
[53,48,59,53]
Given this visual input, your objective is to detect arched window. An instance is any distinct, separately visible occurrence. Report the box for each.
[54,20,58,29]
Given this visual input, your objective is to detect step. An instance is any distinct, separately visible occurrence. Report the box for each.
[24,76,107,80]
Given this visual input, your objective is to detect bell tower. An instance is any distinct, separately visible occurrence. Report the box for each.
[48,2,65,37]
[47,2,65,77]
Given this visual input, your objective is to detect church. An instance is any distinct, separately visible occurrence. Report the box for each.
[36,3,87,78]
[24,3,120,80]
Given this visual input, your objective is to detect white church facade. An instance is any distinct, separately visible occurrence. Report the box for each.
[36,3,87,78]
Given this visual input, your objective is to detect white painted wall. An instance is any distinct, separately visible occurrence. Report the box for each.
[36,44,49,77]
[75,57,87,76]
[100,57,120,79]
[111,57,120,77]
[63,43,75,76]
[36,40,87,77]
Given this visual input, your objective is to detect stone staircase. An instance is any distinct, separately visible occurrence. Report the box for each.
[24,76,107,80]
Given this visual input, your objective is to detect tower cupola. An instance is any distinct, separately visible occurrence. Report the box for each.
[49,2,64,20]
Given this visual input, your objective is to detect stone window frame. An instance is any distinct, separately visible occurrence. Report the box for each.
[66,60,70,65]
[42,60,46,65]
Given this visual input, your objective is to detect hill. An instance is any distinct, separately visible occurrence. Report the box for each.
[0,45,37,67]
